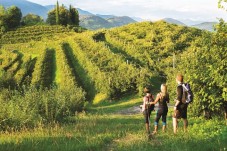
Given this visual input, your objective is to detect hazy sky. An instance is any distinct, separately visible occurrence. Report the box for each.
[27,0,227,21]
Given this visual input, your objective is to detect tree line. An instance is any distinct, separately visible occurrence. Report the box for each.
[0,1,79,33]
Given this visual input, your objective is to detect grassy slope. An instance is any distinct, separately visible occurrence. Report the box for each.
[0,24,226,151]
[0,95,226,151]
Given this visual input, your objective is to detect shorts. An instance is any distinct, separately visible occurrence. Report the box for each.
[173,104,188,119]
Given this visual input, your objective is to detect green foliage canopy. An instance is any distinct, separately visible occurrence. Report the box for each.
[47,4,79,26]
[0,5,22,32]
[21,13,44,26]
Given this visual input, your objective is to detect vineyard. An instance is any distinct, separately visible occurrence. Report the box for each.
[0,25,86,44]
[0,21,226,150]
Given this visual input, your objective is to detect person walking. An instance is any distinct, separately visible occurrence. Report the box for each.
[172,74,188,134]
[142,87,155,138]
[150,84,169,134]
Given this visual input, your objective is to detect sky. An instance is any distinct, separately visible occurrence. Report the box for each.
[27,0,227,22]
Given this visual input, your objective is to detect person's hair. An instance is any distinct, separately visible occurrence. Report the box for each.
[144,87,150,94]
[160,84,168,99]
[176,74,183,83]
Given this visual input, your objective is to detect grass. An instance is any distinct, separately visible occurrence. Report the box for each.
[89,94,142,114]
[0,94,226,151]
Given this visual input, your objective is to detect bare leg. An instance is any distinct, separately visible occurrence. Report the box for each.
[183,119,188,132]
[145,123,150,134]
[152,125,158,134]
[173,117,177,134]
[162,125,166,132]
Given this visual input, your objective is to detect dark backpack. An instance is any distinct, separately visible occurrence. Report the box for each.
[182,83,193,104]
[146,95,155,110]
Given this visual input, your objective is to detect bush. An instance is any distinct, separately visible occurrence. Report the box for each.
[0,87,85,131]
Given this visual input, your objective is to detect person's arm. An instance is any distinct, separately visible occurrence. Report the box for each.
[150,94,160,105]
[142,97,145,106]
[174,86,182,110]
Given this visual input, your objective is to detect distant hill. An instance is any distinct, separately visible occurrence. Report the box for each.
[79,15,114,30]
[79,15,137,30]
[96,14,116,19]
[77,8,94,15]
[192,22,217,31]
[107,16,137,27]
[0,0,48,19]
[179,19,203,26]
[162,18,186,26]
[131,17,144,22]
[0,0,136,30]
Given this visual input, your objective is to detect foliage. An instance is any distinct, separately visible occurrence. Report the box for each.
[21,13,44,26]
[47,4,79,26]
[106,21,202,73]
[0,96,226,150]
[69,5,79,26]
[46,9,56,25]
[0,20,226,131]
[218,0,227,10]
[0,87,85,131]
[0,5,22,31]
[56,1,60,25]
[0,25,71,44]
[166,20,227,116]
[70,33,145,98]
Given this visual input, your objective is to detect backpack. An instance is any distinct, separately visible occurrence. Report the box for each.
[145,96,155,110]
[182,83,193,104]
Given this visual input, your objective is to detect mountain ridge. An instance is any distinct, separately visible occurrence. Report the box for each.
[191,22,217,31]
[0,0,216,31]
[0,0,137,30]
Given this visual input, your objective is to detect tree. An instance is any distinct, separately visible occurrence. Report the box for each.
[21,14,44,26]
[56,0,60,25]
[69,5,79,26]
[47,5,69,26]
[46,2,80,26]
[46,9,56,25]
[0,5,5,15]
[218,0,227,10]
[0,6,7,32]
[58,6,69,26]
[6,6,22,29]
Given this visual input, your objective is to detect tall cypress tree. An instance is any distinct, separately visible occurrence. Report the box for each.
[74,8,79,26]
[69,5,73,25]
[69,5,79,26]
[56,0,59,25]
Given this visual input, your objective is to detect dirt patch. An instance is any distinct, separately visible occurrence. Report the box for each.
[115,106,142,115]
[115,105,174,115]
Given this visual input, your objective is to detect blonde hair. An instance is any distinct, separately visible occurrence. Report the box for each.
[160,84,167,99]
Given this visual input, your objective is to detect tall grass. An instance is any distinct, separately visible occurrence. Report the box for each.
[0,87,85,131]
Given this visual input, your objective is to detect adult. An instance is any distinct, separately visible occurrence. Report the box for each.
[142,87,155,137]
[150,84,169,134]
[173,74,188,134]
